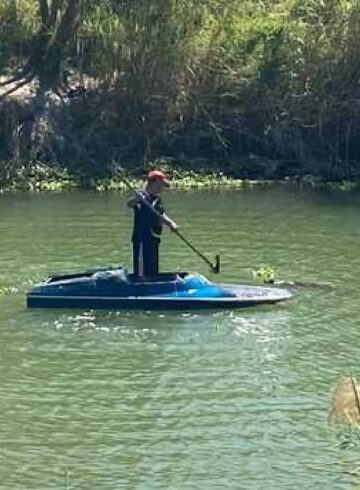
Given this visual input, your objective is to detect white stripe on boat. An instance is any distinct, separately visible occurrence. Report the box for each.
[27,294,289,302]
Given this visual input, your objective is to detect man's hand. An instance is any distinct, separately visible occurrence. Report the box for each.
[163,213,178,231]
[168,219,178,231]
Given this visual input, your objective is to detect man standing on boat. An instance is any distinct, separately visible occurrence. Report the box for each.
[127,169,177,277]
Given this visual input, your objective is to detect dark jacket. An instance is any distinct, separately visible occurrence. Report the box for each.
[132,192,164,243]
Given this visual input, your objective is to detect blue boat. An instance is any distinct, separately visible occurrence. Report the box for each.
[26,267,292,310]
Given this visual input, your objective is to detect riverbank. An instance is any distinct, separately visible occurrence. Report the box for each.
[1,176,267,192]
[1,162,358,193]
[0,159,273,192]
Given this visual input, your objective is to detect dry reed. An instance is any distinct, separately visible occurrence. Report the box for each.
[329,376,360,425]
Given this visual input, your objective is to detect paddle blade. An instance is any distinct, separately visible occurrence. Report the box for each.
[213,255,221,274]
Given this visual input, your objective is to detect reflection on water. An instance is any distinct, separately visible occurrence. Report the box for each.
[1,187,360,489]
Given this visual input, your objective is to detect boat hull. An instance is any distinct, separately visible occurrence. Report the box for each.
[27,295,285,310]
[27,269,292,310]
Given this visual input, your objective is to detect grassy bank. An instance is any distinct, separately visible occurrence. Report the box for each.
[1,159,358,193]
[0,161,271,192]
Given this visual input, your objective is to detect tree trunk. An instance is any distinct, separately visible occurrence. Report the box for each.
[0,0,83,166]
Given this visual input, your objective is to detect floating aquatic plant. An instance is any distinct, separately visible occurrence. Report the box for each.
[0,286,19,296]
[252,265,276,284]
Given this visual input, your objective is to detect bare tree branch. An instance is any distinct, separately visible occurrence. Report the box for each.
[1,0,83,102]
[56,0,81,45]
[0,76,35,102]
[39,0,50,25]
[0,74,28,87]
[49,0,65,26]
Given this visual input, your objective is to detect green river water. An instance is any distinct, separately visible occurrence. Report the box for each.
[1,186,360,489]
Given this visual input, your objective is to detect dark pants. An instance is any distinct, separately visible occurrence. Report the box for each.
[133,239,159,277]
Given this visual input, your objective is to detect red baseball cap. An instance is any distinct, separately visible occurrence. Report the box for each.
[146,169,169,186]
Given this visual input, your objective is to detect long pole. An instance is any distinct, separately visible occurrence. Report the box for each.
[351,375,360,418]
[119,172,221,274]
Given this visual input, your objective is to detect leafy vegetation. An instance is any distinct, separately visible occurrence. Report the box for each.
[1,0,360,187]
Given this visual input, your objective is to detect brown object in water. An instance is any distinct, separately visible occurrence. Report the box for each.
[329,376,360,424]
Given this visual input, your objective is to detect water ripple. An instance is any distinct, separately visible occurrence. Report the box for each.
[1,189,360,489]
